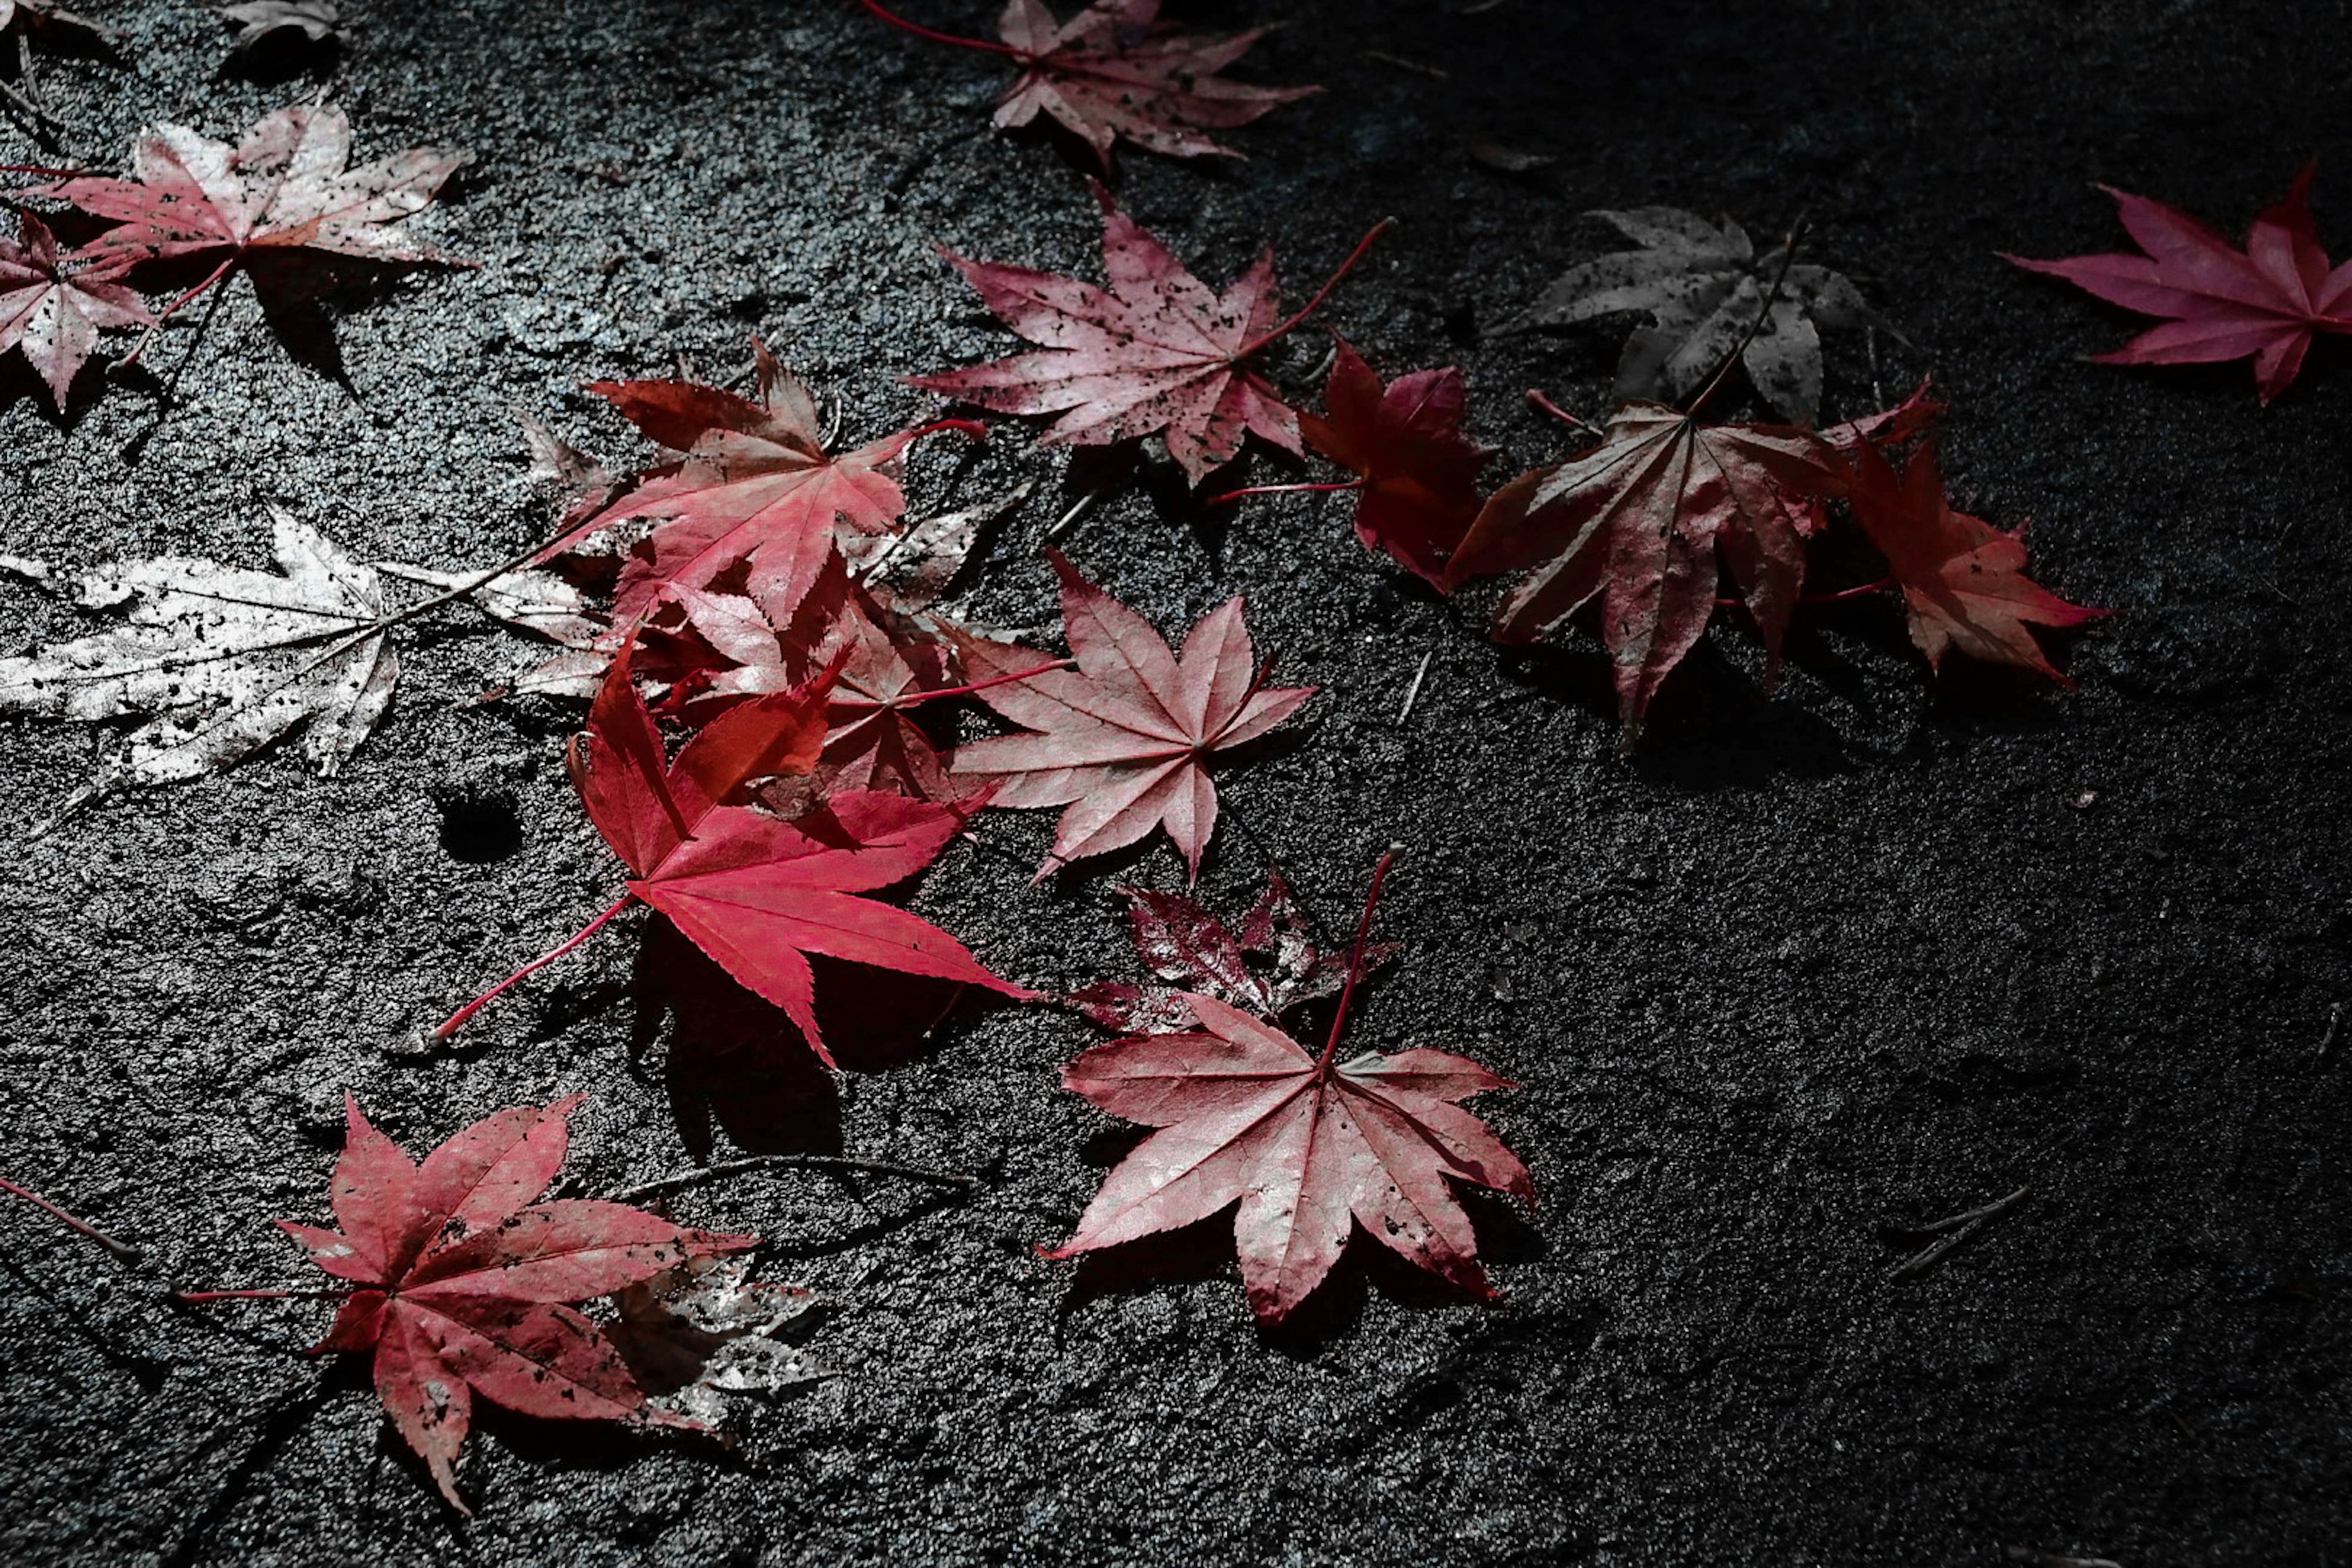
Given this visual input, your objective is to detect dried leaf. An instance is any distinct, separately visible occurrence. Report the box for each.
[0,507,398,799]
[1514,206,1879,423]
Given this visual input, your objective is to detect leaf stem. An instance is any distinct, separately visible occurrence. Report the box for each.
[877,657,1074,709]
[121,251,242,368]
[1205,478,1365,507]
[0,1177,143,1262]
[172,1287,357,1304]
[1716,577,1893,609]
[905,416,990,446]
[1523,388,1604,436]
[0,162,86,176]
[434,892,638,1040]
[1319,848,1399,1068]
[606,1153,979,1205]
[853,0,1026,57]
[1238,217,1398,360]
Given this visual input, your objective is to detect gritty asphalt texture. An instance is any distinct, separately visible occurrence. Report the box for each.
[2,2,2348,1564]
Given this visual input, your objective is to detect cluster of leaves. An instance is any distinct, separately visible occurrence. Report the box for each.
[9,0,2329,1520]
[0,102,466,407]
[1183,210,2112,743]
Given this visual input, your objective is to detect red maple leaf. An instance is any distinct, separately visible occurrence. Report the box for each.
[858,0,1314,175]
[546,341,978,626]
[31,102,469,336]
[2004,165,2352,404]
[1845,435,2103,683]
[1293,336,1493,587]
[0,212,151,409]
[260,1094,755,1513]
[1067,867,1396,1035]
[652,560,1021,802]
[1446,397,1849,745]
[439,646,1031,1060]
[908,184,1389,485]
[1044,853,1531,1325]
[951,549,1313,883]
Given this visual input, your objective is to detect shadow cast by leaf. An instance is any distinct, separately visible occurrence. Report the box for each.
[635,919,1014,1162]
[1052,1185,1545,1354]
[633,919,843,1165]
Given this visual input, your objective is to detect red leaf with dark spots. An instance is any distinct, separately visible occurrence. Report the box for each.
[908,185,1388,486]
[273,1095,755,1513]
[0,213,151,410]
[1045,854,1530,1325]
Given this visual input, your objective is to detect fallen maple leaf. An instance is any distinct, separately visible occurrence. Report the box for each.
[2003,166,2352,404]
[544,339,970,627]
[0,507,399,804]
[438,642,1032,1060]
[1293,336,1493,587]
[606,1253,819,1427]
[951,549,1313,883]
[1045,852,1531,1324]
[859,0,1314,175]
[0,0,108,43]
[1513,206,1878,423]
[1845,435,2102,682]
[908,184,1390,485]
[32,102,469,336]
[1067,868,1396,1034]
[1446,398,1849,745]
[258,1095,756,1513]
[0,211,153,410]
[216,0,343,56]
[657,564,973,801]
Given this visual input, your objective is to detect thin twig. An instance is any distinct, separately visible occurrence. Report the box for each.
[2320,1001,2342,1060]
[2003,1549,2122,1568]
[1043,485,1106,544]
[1365,50,1448,80]
[606,1153,980,1206]
[1396,649,1433,725]
[1888,1185,2031,1280]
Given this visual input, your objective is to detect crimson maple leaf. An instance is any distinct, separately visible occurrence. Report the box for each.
[267,1095,755,1513]
[1845,435,2103,683]
[546,341,968,626]
[1446,399,1849,745]
[439,646,1031,1060]
[32,103,469,328]
[0,213,152,409]
[2004,166,2352,404]
[1294,337,1493,587]
[1067,868,1395,1035]
[860,0,1314,175]
[651,560,1001,802]
[1045,853,1531,1325]
[908,184,1389,485]
[951,549,1313,884]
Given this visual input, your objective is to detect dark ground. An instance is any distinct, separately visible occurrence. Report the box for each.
[2,1,2348,1562]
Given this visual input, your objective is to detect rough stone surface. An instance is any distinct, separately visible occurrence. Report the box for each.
[1,2,2346,1564]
